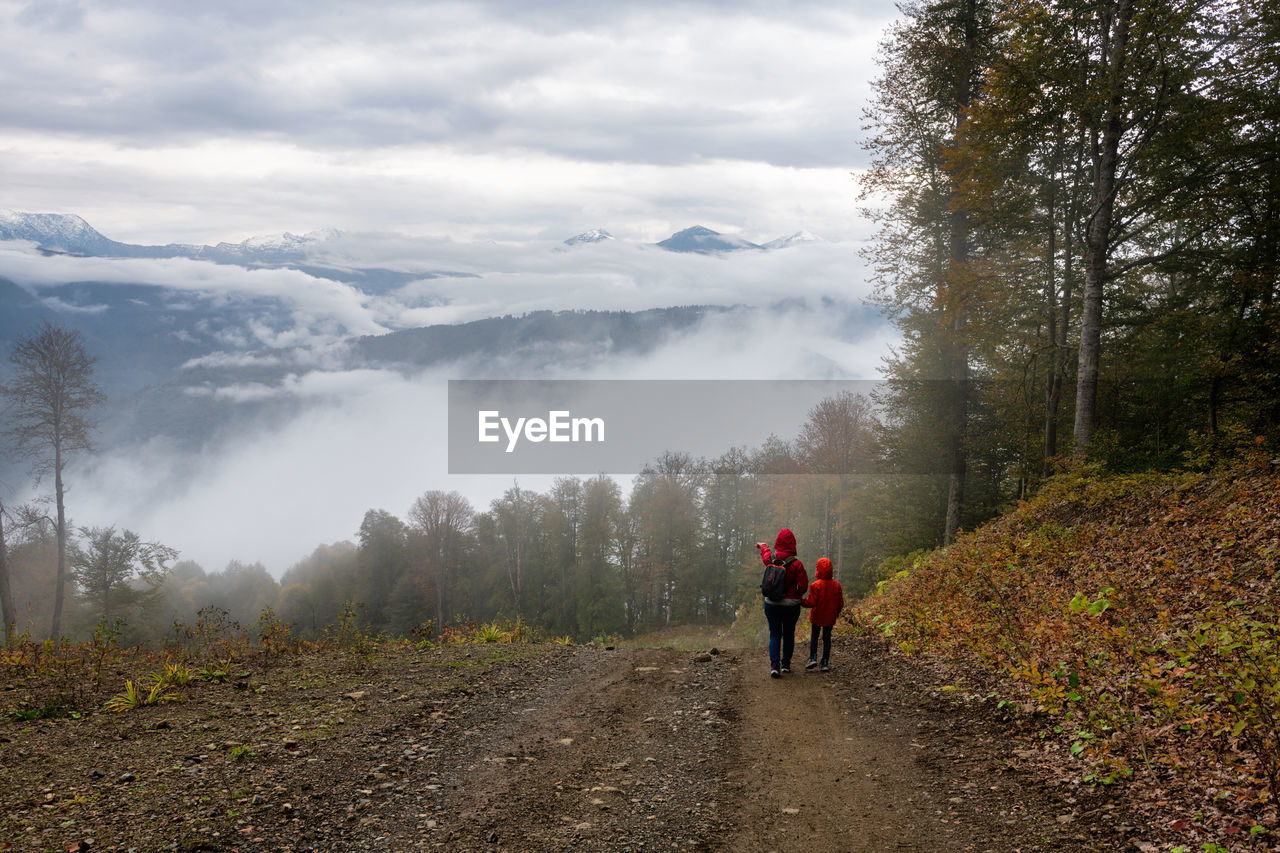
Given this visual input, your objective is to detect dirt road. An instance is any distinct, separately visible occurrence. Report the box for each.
[1,640,1133,852]
[398,642,1118,852]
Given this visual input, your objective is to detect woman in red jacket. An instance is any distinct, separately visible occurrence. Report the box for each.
[756,528,808,678]
[802,557,844,672]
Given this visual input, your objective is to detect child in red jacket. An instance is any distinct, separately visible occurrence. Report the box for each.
[801,557,844,672]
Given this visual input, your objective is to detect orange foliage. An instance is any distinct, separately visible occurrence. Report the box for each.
[856,462,1280,833]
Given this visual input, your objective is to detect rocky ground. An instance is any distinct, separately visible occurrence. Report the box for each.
[1,637,1144,852]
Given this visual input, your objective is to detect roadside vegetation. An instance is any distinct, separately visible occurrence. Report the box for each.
[855,457,1280,847]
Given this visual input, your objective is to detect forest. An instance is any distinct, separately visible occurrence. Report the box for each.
[1,376,890,645]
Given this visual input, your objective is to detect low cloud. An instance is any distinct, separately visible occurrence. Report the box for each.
[64,299,894,576]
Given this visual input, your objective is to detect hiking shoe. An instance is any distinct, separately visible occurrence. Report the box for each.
[780,666,791,674]
[804,658,818,670]
[770,668,781,679]
[820,662,830,672]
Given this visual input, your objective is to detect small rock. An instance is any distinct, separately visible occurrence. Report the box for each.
[344,691,368,701]
[487,831,499,843]
[87,769,105,780]
[692,653,713,663]
[281,803,294,814]
[252,794,265,806]
[118,772,136,784]
[782,807,800,815]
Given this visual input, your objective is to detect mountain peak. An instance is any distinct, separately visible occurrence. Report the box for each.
[564,228,616,246]
[656,225,761,254]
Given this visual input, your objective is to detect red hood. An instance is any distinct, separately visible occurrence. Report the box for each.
[815,557,833,580]
[774,528,797,559]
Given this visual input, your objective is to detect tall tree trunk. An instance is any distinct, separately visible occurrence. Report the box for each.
[944,302,969,544]
[835,489,845,583]
[0,503,15,646]
[434,550,445,636]
[51,447,67,639]
[1049,129,1084,472]
[1044,173,1061,472]
[943,0,978,544]
[1074,0,1134,454]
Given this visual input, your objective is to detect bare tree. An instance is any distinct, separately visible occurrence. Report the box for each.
[1,322,105,638]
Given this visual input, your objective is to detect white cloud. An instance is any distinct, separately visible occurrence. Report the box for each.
[0,0,892,244]
[0,244,386,345]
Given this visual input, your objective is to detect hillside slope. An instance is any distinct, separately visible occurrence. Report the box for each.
[855,462,1280,849]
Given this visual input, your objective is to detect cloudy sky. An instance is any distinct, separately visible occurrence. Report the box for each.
[1,0,895,245]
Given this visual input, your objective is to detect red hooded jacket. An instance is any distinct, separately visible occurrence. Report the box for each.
[758,528,808,604]
[802,557,844,626]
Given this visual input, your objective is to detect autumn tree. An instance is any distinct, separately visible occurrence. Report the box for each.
[860,0,996,543]
[1,322,105,638]
[977,0,1231,452]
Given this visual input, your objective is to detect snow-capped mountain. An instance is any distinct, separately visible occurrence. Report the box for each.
[656,226,762,254]
[0,210,134,256]
[195,229,343,263]
[563,228,616,246]
[762,231,823,250]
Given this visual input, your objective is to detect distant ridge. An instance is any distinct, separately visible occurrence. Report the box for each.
[0,209,340,262]
[2,211,827,262]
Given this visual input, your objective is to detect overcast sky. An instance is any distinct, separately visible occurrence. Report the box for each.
[1,0,906,578]
[0,0,895,245]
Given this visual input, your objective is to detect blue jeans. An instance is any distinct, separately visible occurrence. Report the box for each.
[809,624,833,663]
[764,602,801,669]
